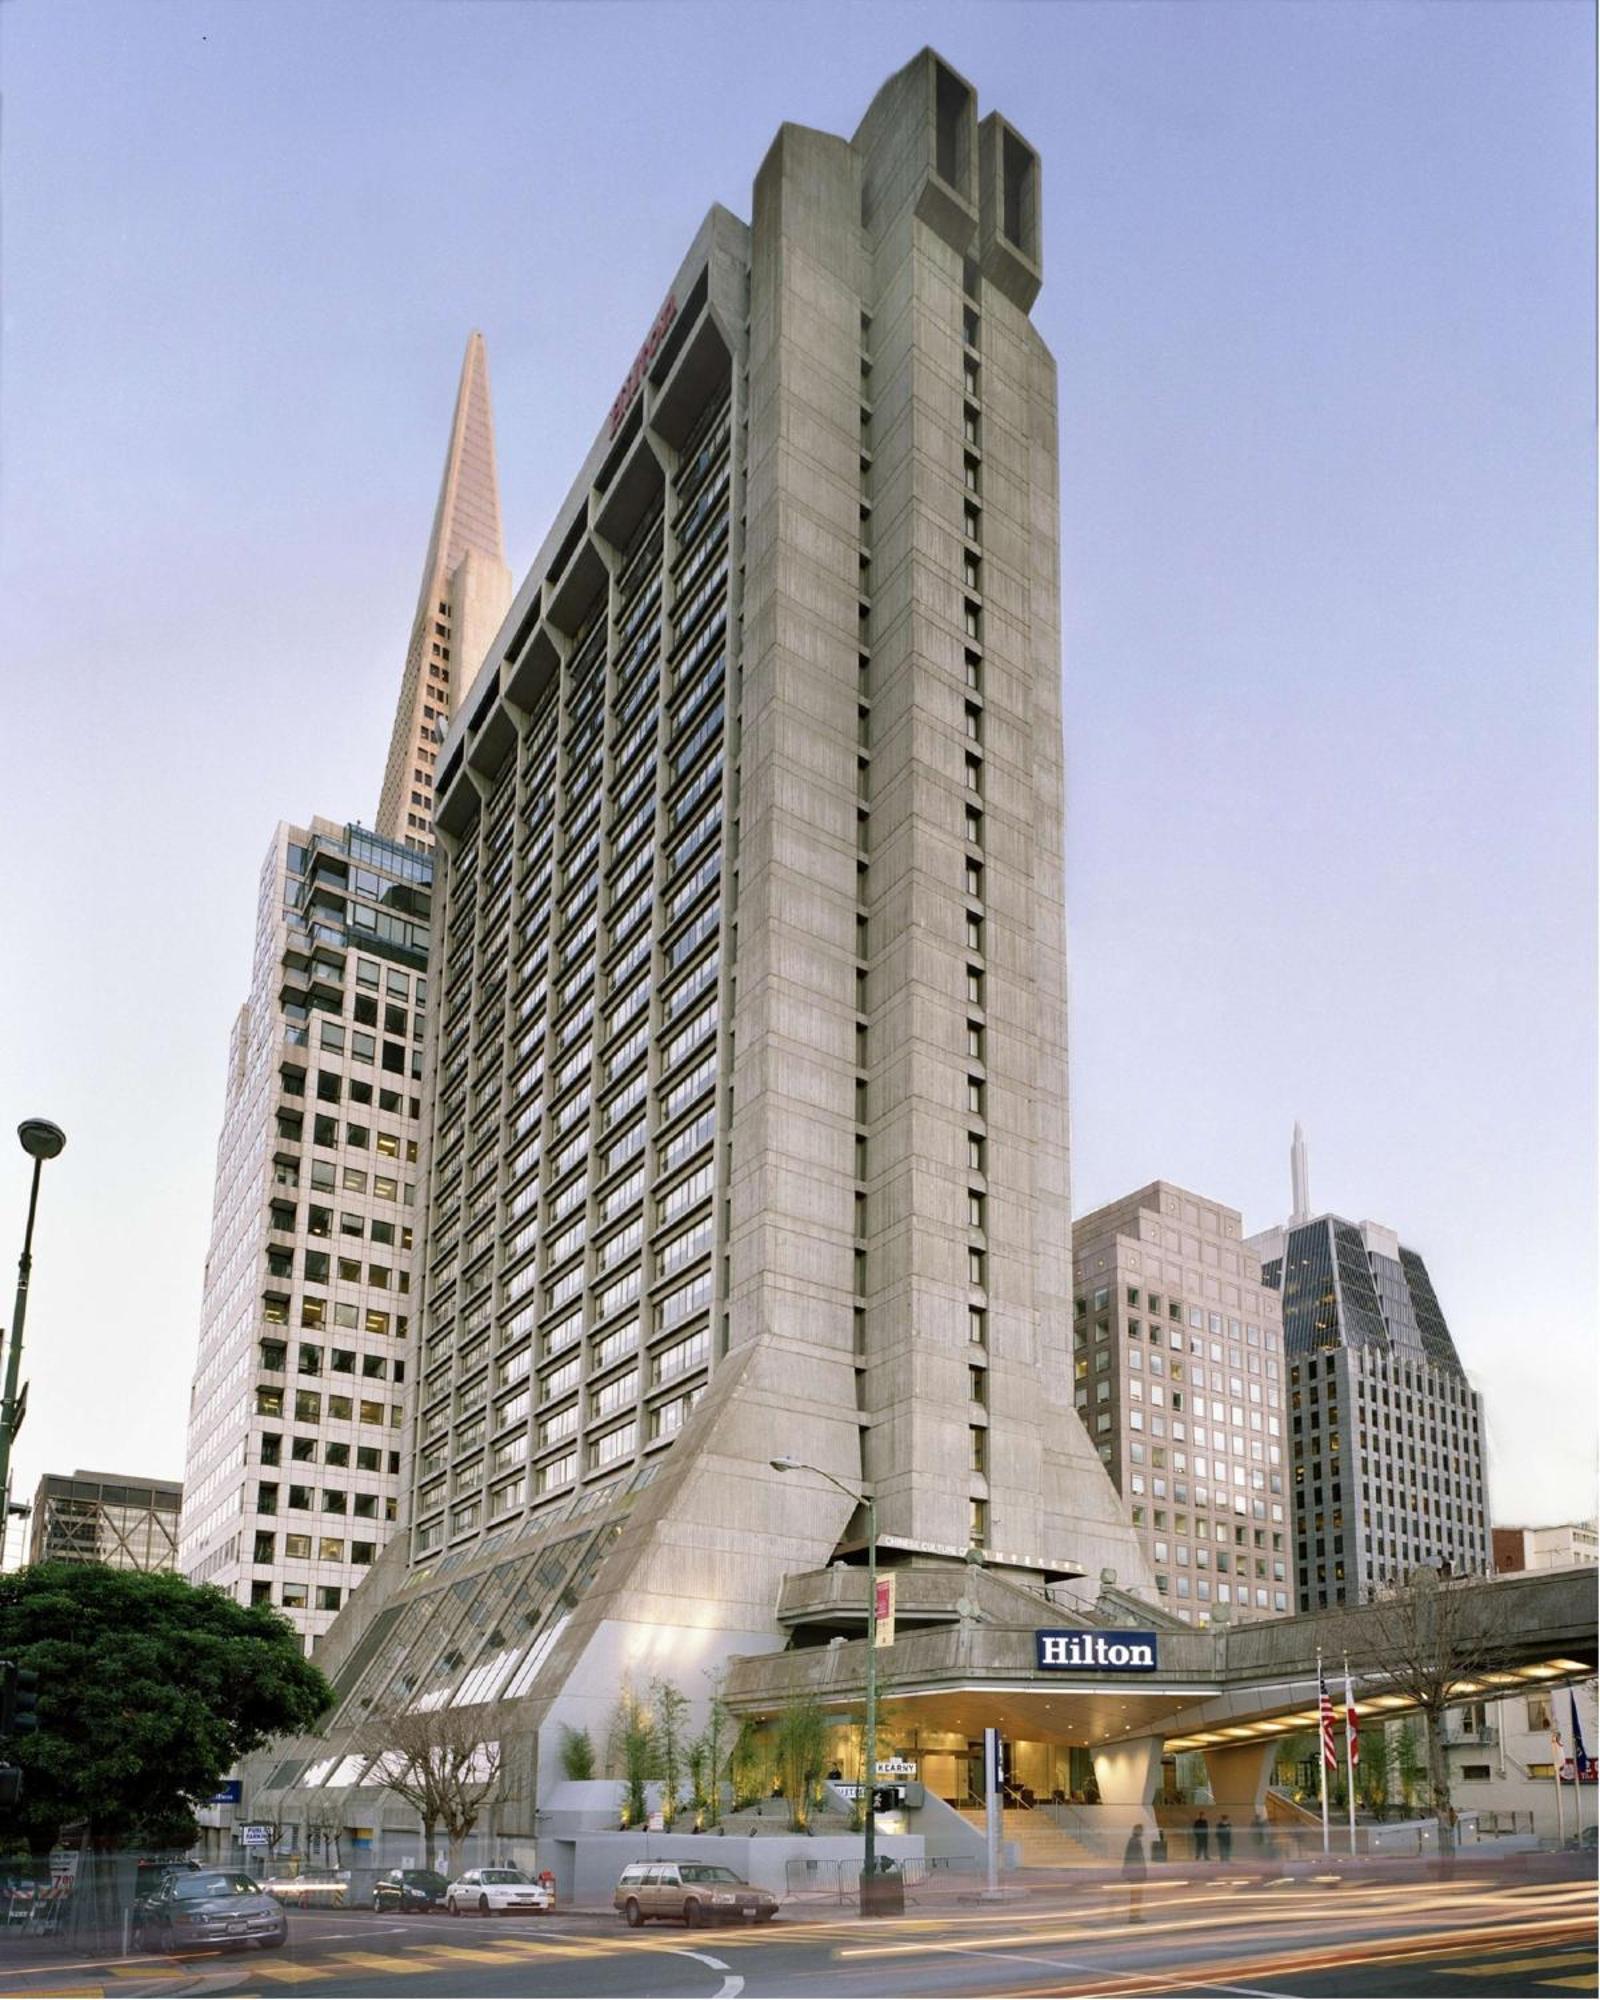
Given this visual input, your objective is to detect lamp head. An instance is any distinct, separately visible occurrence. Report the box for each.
[770,1457,802,1474]
[18,1120,65,1163]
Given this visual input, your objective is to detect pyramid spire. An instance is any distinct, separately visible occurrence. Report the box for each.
[376,332,513,848]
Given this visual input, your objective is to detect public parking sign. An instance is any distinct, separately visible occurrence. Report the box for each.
[241,1824,272,1847]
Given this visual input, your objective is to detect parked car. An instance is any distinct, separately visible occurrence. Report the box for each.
[135,1859,201,1899]
[132,1870,287,1954]
[444,1867,553,1916]
[614,1861,778,1927]
[372,1867,449,1912]
[260,1871,348,1908]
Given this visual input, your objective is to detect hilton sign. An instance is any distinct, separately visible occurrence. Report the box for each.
[609,293,679,438]
[1035,1630,1160,1673]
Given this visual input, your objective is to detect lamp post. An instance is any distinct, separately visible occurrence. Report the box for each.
[770,1457,880,1890]
[0,1121,67,1519]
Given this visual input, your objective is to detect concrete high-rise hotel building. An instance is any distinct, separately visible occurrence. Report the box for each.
[179,341,512,1644]
[1248,1129,1490,1612]
[1073,1184,1291,1624]
[266,50,1155,1825]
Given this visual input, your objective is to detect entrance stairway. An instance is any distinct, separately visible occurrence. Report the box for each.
[956,1804,1098,1868]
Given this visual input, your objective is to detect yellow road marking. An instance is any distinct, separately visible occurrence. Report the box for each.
[244,1964,339,1983]
[1460,1954,1598,1977]
[425,1944,527,1962]
[1541,1980,1598,1993]
[331,1952,427,1973]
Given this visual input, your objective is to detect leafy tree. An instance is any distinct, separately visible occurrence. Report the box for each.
[1396,1721,1425,1809]
[1357,1720,1392,1815]
[651,1678,690,1827]
[729,1717,767,1811]
[773,1693,827,1832]
[606,1684,658,1829]
[557,1723,595,1782]
[0,1562,331,1860]
[366,1706,505,1875]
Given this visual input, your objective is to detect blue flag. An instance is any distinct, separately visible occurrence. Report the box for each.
[1571,1692,1594,1781]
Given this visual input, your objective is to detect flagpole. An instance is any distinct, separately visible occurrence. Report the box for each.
[1344,1656,1358,1857]
[1571,1694,1587,1843]
[1317,1650,1330,1856]
[1550,1730,1566,1846]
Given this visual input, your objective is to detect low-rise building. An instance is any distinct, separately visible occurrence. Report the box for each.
[28,1469,182,1571]
[1494,1522,1599,1575]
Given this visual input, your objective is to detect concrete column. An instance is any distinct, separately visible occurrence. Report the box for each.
[1091,1737,1162,1825]
[1202,1742,1276,1818]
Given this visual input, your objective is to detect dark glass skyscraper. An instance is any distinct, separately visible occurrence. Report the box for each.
[1249,1205,1490,1610]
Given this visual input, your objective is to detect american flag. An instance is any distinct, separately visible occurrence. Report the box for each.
[1318,1667,1339,1770]
[1344,1668,1360,1768]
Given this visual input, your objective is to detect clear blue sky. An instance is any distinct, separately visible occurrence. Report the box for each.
[2,0,1593,1535]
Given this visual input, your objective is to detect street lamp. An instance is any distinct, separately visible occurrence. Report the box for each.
[0,1120,67,1514]
[770,1456,881,1892]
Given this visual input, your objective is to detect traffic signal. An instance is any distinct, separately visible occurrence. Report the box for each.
[0,1662,38,1740]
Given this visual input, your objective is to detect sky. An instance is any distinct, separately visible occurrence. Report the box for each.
[1,0,1593,1542]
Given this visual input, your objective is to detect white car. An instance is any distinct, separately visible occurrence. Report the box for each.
[444,1867,553,1916]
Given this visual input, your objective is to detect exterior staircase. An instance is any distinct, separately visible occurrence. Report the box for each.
[956,1804,1099,1868]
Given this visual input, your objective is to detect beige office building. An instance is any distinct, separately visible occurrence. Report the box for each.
[1072,1184,1292,1623]
[180,341,511,1645]
[261,49,1158,1835]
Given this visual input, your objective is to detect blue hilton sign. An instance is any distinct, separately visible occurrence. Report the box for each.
[1035,1630,1160,1672]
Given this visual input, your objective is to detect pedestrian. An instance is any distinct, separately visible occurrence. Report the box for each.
[1216,1814,1232,1863]
[1192,1811,1209,1861]
[1122,1824,1148,1923]
[1251,1811,1268,1855]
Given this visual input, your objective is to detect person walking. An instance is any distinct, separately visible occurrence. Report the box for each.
[1192,1811,1210,1861]
[1122,1824,1148,1922]
[1216,1814,1233,1862]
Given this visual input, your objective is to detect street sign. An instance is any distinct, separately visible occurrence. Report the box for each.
[873,1573,896,1649]
[241,1824,272,1848]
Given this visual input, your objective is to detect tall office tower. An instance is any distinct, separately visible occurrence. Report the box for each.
[178,819,431,1645]
[274,49,1153,1830]
[1073,1184,1291,1624]
[376,332,514,851]
[28,1469,182,1572]
[1249,1132,1491,1612]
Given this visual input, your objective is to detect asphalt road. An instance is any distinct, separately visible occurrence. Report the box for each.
[0,1856,1591,1999]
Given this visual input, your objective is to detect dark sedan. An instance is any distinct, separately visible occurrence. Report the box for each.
[133,1870,287,1953]
[372,1867,449,1912]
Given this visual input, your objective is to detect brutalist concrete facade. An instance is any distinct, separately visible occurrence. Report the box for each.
[249,51,1154,1854]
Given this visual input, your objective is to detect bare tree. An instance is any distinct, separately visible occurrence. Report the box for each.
[303,1789,351,1872]
[366,1706,504,1875]
[1360,1567,1516,1845]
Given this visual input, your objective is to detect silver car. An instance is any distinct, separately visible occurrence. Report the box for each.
[133,1870,287,1953]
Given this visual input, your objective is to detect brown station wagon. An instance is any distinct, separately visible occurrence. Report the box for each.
[614,1861,778,1927]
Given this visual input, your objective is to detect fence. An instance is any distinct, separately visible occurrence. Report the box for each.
[784,1855,979,1903]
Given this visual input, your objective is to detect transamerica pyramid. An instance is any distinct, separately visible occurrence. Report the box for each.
[375,331,513,847]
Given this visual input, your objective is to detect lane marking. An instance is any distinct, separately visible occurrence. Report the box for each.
[328,1951,427,1973]
[1459,1954,1600,1977]
[1540,1981,1598,1994]
[237,1964,337,1984]
[673,1947,742,1998]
